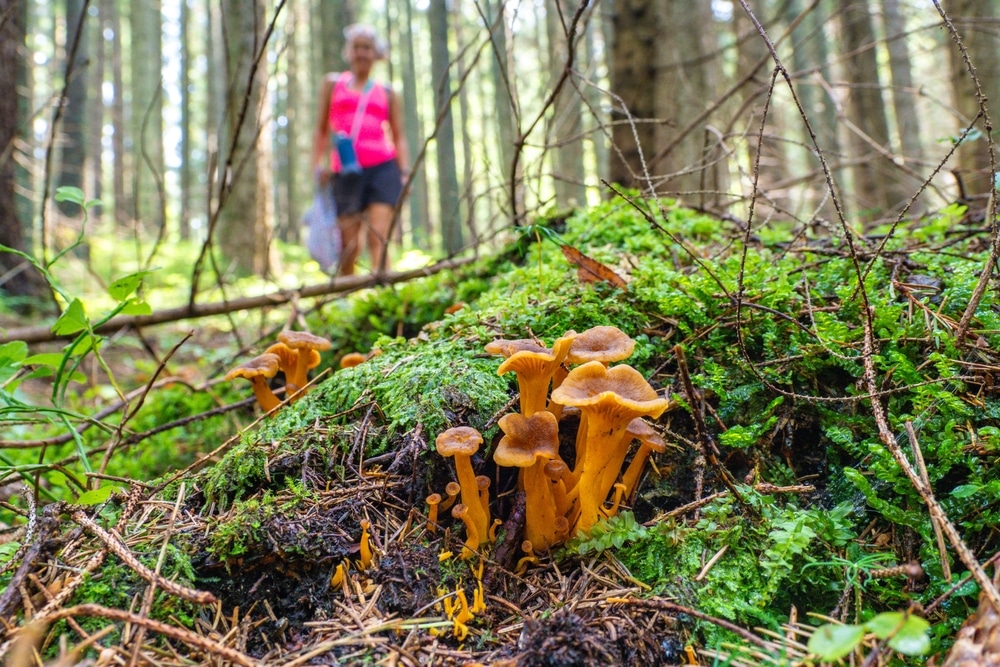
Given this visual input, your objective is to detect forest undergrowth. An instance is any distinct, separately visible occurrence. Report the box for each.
[2,192,1000,665]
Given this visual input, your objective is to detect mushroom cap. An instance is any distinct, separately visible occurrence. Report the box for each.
[625,418,668,453]
[445,481,461,498]
[435,426,484,457]
[264,343,299,371]
[543,459,571,480]
[426,493,442,505]
[485,338,549,359]
[225,353,280,381]
[567,325,635,365]
[494,411,560,468]
[278,330,332,353]
[340,352,367,369]
[497,348,560,377]
[550,361,669,419]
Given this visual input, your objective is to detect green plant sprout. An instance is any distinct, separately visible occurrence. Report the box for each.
[807,610,931,661]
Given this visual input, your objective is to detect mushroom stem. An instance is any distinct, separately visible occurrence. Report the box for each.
[439,481,461,512]
[602,482,628,518]
[358,519,374,570]
[426,494,442,534]
[622,444,656,501]
[476,475,493,538]
[249,377,281,413]
[515,540,539,574]
[454,455,490,542]
[523,463,559,550]
[452,503,481,559]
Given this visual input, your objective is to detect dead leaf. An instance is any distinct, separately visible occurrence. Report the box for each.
[559,244,627,288]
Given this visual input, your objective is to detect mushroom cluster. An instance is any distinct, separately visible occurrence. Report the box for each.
[432,325,675,561]
[225,329,333,415]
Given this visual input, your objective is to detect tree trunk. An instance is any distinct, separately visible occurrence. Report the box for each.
[400,0,430,248]
[546,0,587,208]
[839,0,909,222]
[128,1,165,231]
[281,0,304,244]
[86,0,104,216]
[947,0,1000,200]
[484,0,521,221]
[57,0,89,219]
[104,0,127,227]
[0,0,49,301]
[179,0,192,239]
[218,0,274,276]
[429,0,462,255]
[319,0,355,72]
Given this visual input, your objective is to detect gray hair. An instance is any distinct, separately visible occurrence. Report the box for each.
[343,23,388,62]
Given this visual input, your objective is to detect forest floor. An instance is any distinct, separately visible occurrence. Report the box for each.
[2,199,1000,666]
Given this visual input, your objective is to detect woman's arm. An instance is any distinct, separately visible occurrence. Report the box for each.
[387,87,410,178]
[311,74,336,179]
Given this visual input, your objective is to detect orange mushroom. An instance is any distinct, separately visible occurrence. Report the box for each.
[265,342,320,399]
[496,332,577,417]
[544,459,574,518]
[225,353,282,414]
[277,330,331,393]
[440,481,461,512]
[435,427,490,542]
[340,352,367,369]
[494,411,562,550]
[620,419,669,502]
[484,338,549,359]
[550,361,670,534]
[552,325,636,421]
[451,503,480,559]
[426,493,442,533]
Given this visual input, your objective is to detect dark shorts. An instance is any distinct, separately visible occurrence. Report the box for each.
[332,160,403,217]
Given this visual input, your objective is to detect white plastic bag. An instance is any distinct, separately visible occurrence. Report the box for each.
[303,185,341,274]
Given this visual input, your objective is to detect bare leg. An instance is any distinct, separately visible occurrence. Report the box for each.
[337,213,364,276]
[365,203,394,274]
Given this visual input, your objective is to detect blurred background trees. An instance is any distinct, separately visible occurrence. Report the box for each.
[0,0,997,297]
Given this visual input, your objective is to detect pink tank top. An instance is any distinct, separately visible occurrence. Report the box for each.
[328,72,397,171]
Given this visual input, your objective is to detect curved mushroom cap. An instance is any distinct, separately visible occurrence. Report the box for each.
[264,343,298,371]
[485,338,549,359]
[278,330,332,353]
[625,418,668,453]
[225,353,280,381]
[550,361,670,419]
[567,325,635,365]
[435,426,484,457]
[494,411,560,468]
[340,352,367,369]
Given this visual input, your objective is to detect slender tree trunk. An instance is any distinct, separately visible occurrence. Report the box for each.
[586,15,608,186]
[484,0,521,220]
[401,0,430,247]
[128,1,165,231]
[546,0,587,208]
[429,0,462,254]
[839,0,909,221]
[454,6,477,246]
[218,0,274,276]
[57,0,88,221]
[947,0,1000,200]
[319,0,355,72]
[609,0,662,188]
[0,0,48,301]
[104,0,127,227]
[87,0,104,217]
[282,0,304,244]
[179,0,192,239]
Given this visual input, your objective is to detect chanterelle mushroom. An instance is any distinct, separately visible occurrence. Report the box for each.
[277,330,331,394]
[496,332,577,417]
[494,411,562,550]
[225,353,282,414]
[436,427,490,543]
[550,361,670,534]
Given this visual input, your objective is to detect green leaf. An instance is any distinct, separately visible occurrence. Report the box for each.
[74,485,121,505]
[54,186,86,206]
[108,271,151,301]
[865,611,905,639]
[23,353,64,368]
[51,299,89,335]
[951,484,981,498]
[120,299,152,316]
[807,623,865,661]
[0,341,28,384]
[865,612,930,656]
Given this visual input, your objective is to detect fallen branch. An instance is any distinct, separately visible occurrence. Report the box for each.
[1,257,476,345]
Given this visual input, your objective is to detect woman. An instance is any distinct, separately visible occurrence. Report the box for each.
[311,24,409,276]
